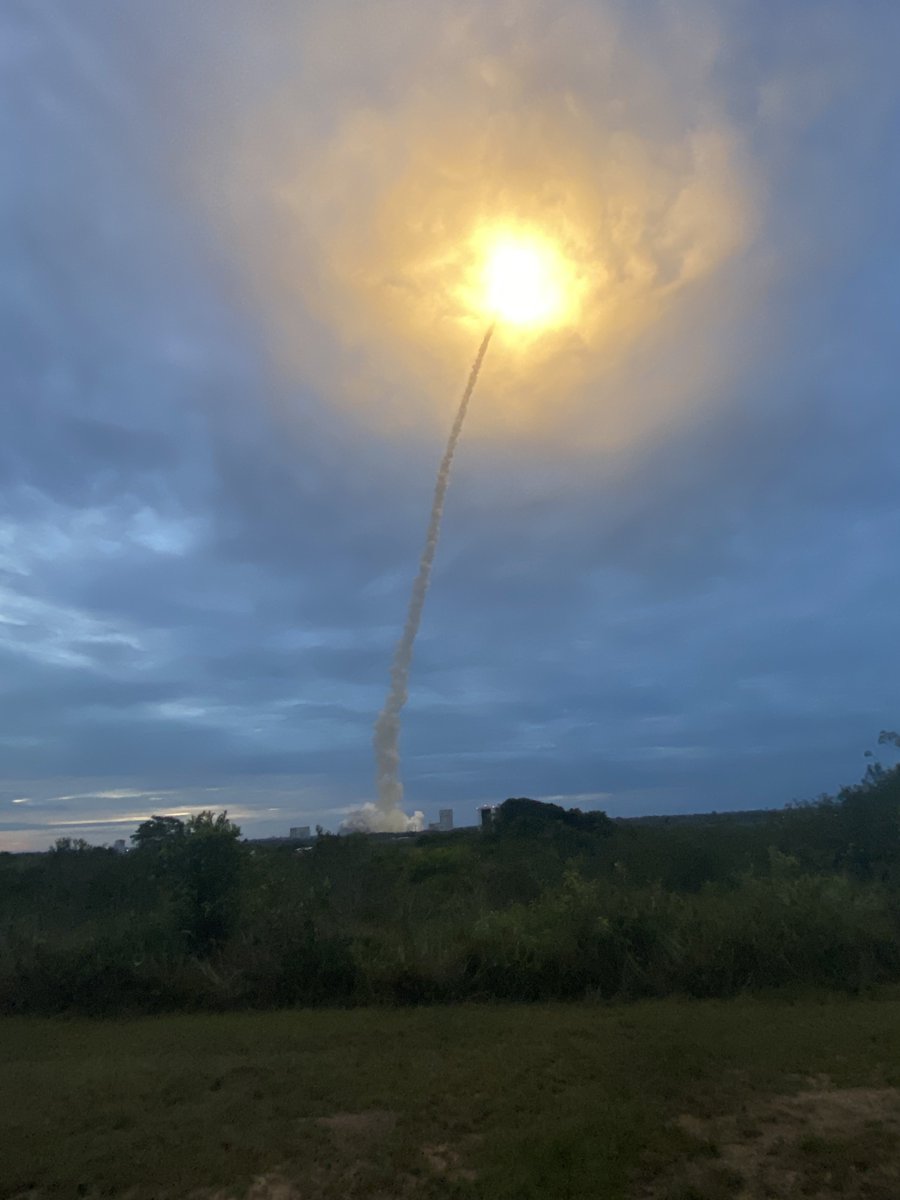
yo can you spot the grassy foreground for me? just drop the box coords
[3,996,900,1200]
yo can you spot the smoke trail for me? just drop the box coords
[371,324,494,825]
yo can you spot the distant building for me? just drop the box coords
[112,839,127,854]
[427,808,454,833]
[289,825,311,840]
[478,805,498,829]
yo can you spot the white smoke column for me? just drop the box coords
[373,324,495,823]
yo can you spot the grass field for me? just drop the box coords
[3,996,900,1199]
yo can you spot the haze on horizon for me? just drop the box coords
[2,0,900,851]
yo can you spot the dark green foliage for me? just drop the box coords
[2,772,900,1014]
[777,763,900,881]
[131,814,187,851]
[49,836,94,853]
[130,810,243,953]
[496,795,615,837]
[175,810,244,952]
[232,917,359,1007]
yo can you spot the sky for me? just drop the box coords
[3,0,900,850]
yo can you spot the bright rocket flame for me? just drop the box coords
[477,230,572,328]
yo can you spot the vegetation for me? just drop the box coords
[1,760,899,1015]
[2,997,900,1199]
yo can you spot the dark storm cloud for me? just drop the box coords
[3,1,900,849]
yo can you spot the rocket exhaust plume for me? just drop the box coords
[365,324,494,831]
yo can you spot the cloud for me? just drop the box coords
[184,0,761,453]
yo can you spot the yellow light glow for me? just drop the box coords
[477,230,572,328]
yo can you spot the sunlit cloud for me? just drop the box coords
[207,0,758,452]
[51,789,169,803]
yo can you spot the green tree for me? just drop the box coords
[49,837,92,853]
[177,811,244,953]
[131,815,186,851]
[495,797,614,837]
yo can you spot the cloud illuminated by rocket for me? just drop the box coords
[200,0,760,454]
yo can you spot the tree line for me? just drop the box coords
[1,755,899,1014]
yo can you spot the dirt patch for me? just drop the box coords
[241,1177,302,1200]
[315,1109,398,1138]
[648,1083,900,1199]
[421,1142,478,1183]
[199,1117,397,1200]
[203,1174,302,1200]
